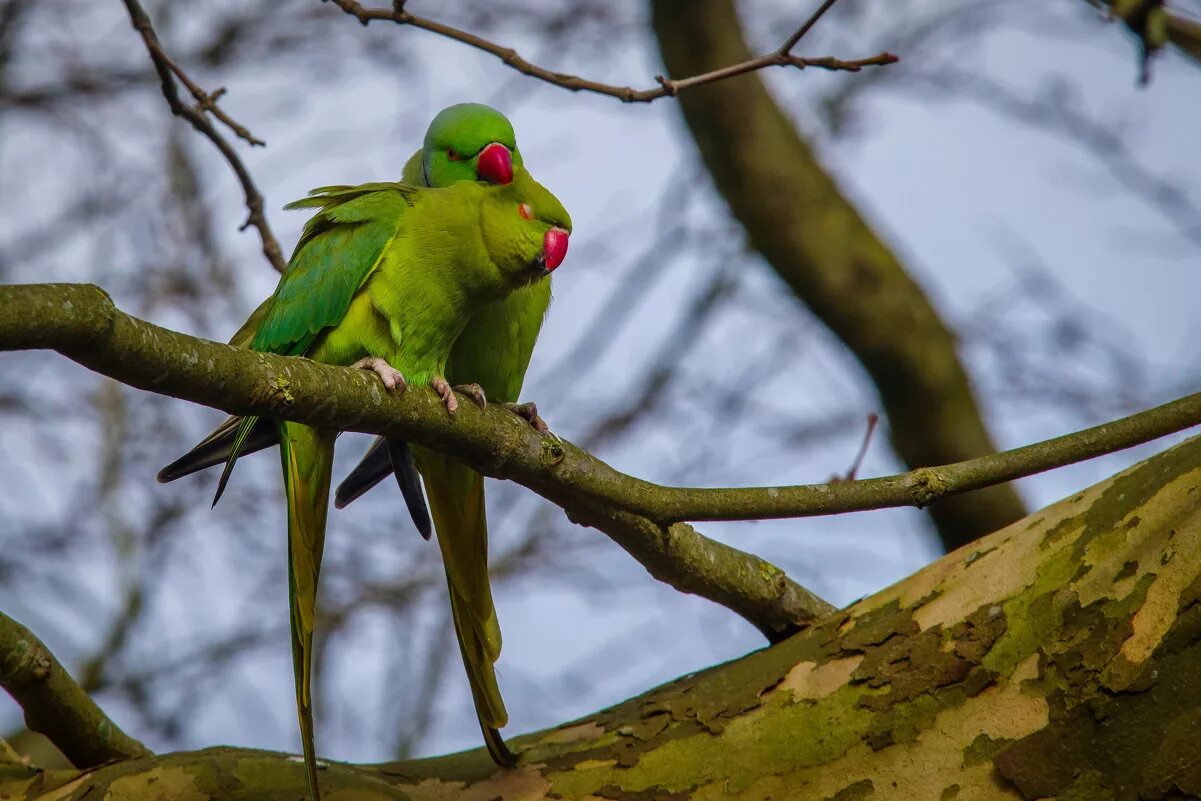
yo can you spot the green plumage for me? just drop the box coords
[162,154,569,801]
[256,185,415,355]
[340,109,555,766]
[158,105,567,788]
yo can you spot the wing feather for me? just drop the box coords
[252,183,416,356]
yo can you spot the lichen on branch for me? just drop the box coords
[5,434,1200,799]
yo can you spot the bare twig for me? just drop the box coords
[832,413,879,483]
[119,0,286,273]
[324,0,897,103]
[0,609,152,767]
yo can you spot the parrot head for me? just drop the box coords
[422,103,525,188]
[480,169,571,287]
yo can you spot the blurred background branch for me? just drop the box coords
[327,0,897,102]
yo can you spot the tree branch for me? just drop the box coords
[119,0,286,273]
[0,283,831,639]
[5,284,1201,630]
[0,610,151,767]
[5,281,1201,524]
[651,0,1026,552]
[323,0,897,103]
[7,431,1201,798]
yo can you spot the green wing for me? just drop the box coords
[211,183,416,505]
[254,183,416,356]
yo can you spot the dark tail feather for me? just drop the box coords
[157,416,278,484]
[333,437,391,509]
[386,439,432,540]
[334,437,433,540]
[482,724,517,768]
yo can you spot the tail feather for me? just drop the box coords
[482,724,517,768]
[156,415,277,484]
[386,439,432,540]
[334,437,433,542]
[449,582,506,726]
[212,414,260,507]
[418,448,511,765]
[333,437,391,509]
[280,422,336,801]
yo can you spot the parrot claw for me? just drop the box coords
[502,401,551,437]
[431,377,458,415]
[352,356,406,392]
[453,383,487,409]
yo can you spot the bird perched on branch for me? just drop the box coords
[158,116,570,799]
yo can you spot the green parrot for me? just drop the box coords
[158,104,552,533]
[159,170,571,799]
[334,107,554,511]
[333,107,560,768]
[157,103,559,772]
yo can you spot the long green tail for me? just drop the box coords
[417,448,514,766]
[279,422,337,800]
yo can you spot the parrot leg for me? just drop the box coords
[351,356,406,391]
[453,383,487,409]
[431,377,459,415]
[502,401,550,437]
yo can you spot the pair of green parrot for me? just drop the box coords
[157,104,568,800]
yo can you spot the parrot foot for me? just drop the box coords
[431,377,458,415]
[352,357,406,391]
[502,401,551,437]
[453,383,487,410]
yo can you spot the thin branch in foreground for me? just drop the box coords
[325,0,898,103]
[0,610,151,767]
[119,0,286,273]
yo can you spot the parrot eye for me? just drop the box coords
[446,147,461,161]
[519,203,534,220]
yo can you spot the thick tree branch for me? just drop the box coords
[0,610,151,767]
[119,0,286,273]
[651,0,1027,553]
[6,284,1201,635]
[7,433,1201,798]
[324,0,896,103]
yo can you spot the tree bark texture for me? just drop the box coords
[649,0,1027,553]
[6,433,1200,799]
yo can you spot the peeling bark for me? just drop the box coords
[8,435,1200,799]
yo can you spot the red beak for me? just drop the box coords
[542,227,569,272]
[476,142,513,185]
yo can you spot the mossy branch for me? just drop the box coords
[4,434,1201,798]
[0,610,151,767]
[0,283,831,640]
[4,283,1201,633]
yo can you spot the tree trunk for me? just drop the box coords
[7,435,1200,799]
[649,0,1027,553]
